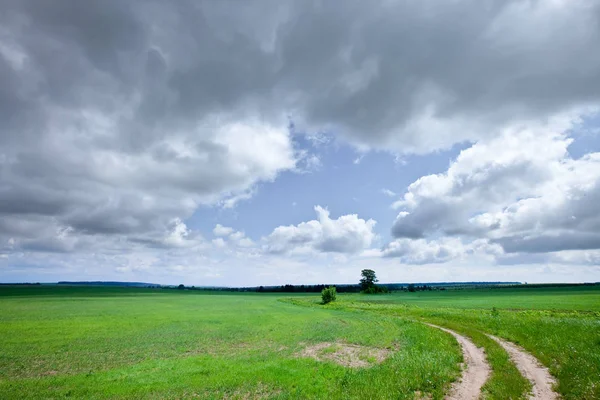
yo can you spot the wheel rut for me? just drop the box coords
[425,324,490,400]
[488,335,559,400]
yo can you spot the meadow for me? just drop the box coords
[0,286,460,399]
[288,285,600,399]
[0,285,598,399]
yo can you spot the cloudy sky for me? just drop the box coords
[2,0,600,286]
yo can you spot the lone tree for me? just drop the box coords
[360,269,378,291]
[359,269,388,294]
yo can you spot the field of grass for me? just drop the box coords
[0,286,461,399]
[356,285,600,311]
[1,285,598,399]
[289,285,600,399]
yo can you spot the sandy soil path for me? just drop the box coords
[488,335,559,400]
[426,324,491,400]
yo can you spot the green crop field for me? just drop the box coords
[1,285,599,399]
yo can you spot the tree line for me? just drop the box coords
[177,283,364,293]
[173,270,448,293]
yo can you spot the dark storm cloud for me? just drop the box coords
[5,1,599,149]
[495,233,600,254]
[1,0,600,255]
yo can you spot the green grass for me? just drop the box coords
[0,286,461,399]
[2,285,598,399]
[429,321,531,400]
[289,285,600,400]
[357,286,600,311]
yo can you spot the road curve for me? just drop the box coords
[488,335,559,400]
[426,323,491,400]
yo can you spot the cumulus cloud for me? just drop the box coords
[391,119,600,254]
[210,226,254,250]
[0,1,302,254]
[213,224,235,237]
[1,0,600,281]
[265,206,376,255]
[228,231,255,248]
[381,238,502,264]
[212,238,226,249]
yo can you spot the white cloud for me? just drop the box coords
[220,188,257,209]
[296,153,322,173]
[391,117,600,255]
[238,238,255,248]
[353,155,365,165]
[213,224,235,237]
[265,206,377,255]
[381,188,396,197]
[158,219,202,249]
[381,238,502,265]
[210,227,255,250]
[230,231,245,241]
[229,231,254,248]
[550,249,600,266]
[1,1,600,284]
[212,238,226,248]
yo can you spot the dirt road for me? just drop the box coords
[488,335,559,400]
[426,324,491,400]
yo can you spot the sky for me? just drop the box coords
[1,0,600,286]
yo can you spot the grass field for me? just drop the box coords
[0,287,461,399]
[289,285,600,399]
[1,285,598,399]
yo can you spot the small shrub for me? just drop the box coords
[361,285,389,294]
[321,286,337,304]
[363,286,376,294]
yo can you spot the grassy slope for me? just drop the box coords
[0,287,461,399]
[300,286,600,400]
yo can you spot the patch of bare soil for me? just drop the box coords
[298,342,390,368]
[488,335,559,400]
[425,324,491,400]
[221,383,281,400]
[413,390,433,399]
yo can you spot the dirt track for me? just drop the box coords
[488,335,559,400]
[426,324,491,400]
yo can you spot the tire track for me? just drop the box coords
[488,335,559,400]
[426,324,490,400]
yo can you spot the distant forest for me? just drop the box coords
[3,281,598,292]
[176,282,522,293]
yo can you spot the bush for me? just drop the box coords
[321,286,337,304]
[361,285,389,294]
